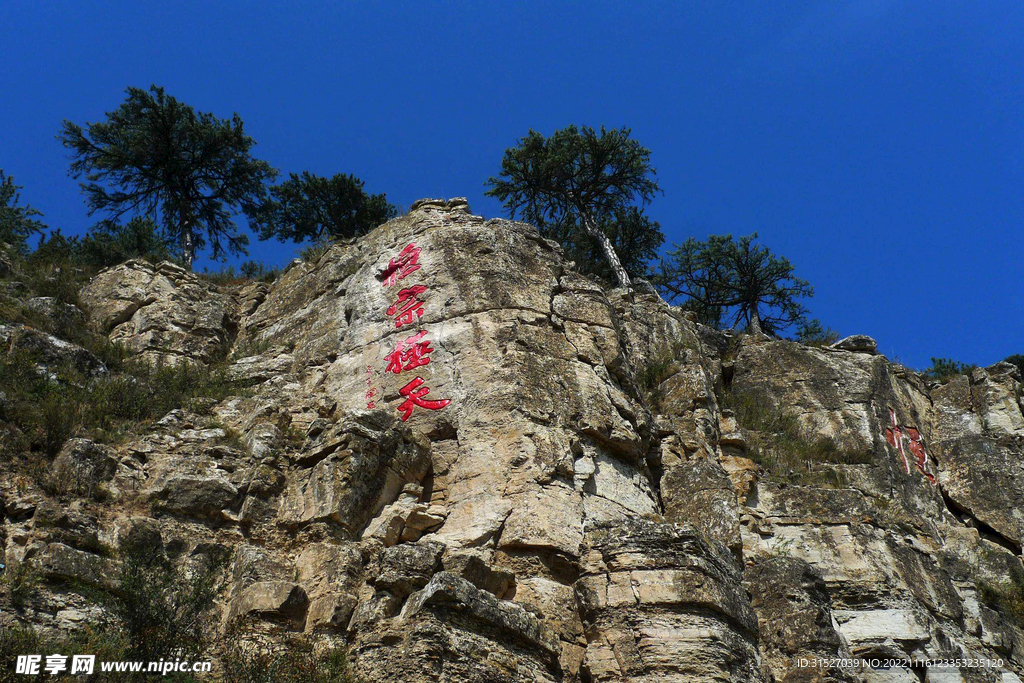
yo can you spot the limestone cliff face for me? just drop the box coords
[3,198,1024,682]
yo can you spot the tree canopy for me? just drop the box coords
[541,206,664,285]
[657,233,813,335]
[0,170,46,251]
[248,171,396,243]
[793,318,839,346]
[1004,354,1024,377]
[24,218,172,270]
[485,125,663,287]
[76,217,173,268]
[58,85,276,268]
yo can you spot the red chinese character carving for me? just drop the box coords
[385,330,434,374]
[365,365,378,409]
[884,409,936,484]
[387,285,427,327]
[378,243,422,288]
[396,376,451,421]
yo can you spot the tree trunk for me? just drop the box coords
[180,203,195,269]
[748,305,762,336]
[182,224,194,270]
[580,212,631,289]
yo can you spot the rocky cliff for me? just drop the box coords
[2,198,1023,682]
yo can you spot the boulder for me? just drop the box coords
[226,581,309,629]
[442,551,514,598]
[116,517,163,554]
[31,542,118,590]
[50,438,116,497]
[32,500,103,554]
[151,474,238,519]
[80,259,236,365]
[829,334,878,354]
[575,518,762,682]
[745,556,857,682]
[277,414,430,537]
[372,540,444,597]
[296,542,362,632]
[0,323,106,375]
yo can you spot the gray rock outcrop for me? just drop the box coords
[2,199,1023,682]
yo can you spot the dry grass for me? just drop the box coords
[725,391,873,486]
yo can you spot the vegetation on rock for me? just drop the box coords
[657,233,813,335]
[725,389,872,486]
[924,357,977,383]
[1,344,237,458]
[221,630,356,683]
[59,85,277,268]
[793,318,840,346]
[0,170,46,251]
[1003,354,1024,378]
[249,171,396,244]
[486,125,663,288]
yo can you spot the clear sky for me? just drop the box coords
[1,1,1021,370]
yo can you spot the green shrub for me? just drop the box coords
[0,626,54,683]
[0,577,210,683]
[0,170,46,251]
[924,357,976,383]
[638,353,676,393]
[239,260,279,282]
[794,318,839,347]
[2,562,40,611]
[1003,354,1024,378]
[39,391,79,457]
[299,240,332,263]
[22,262,83,309]
[110,542,221,664]
[0,350,78,457]
[978,565,1024,628]
[725,391,872,486]
[0,625,140,683]
[198,266,243,285]
[1,347,240,461]
[222,633,355,683]
[231,335,273,360]
[636,337,699,410]
[0,547,221,682]
[0,541,221,682]
[75,217,174,268]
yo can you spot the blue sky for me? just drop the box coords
[1,1,1021,369]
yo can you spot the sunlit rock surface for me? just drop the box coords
[2,198,1023,682]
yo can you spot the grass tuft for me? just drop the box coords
[1,349,241,463]
[221,625,358,683]
[724,390,873,486]
[978,566,1024,629]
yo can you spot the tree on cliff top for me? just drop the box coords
[485,125,663,288]
[59,85,277,268]
[0,170,46,251]
[656,233,813,336]
[248,171,396,243]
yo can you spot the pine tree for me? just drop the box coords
[0,170,46,251]
[59,86,276,268]
[249,172,396,243]
[486,126,663,288]
[657,233,813,335]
